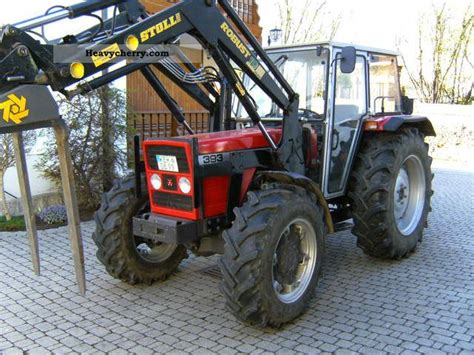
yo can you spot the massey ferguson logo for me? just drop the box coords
[0,94,29,124]
[163,175,177,191]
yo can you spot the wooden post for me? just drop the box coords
[53,124,86,295]
[12,132,41,276]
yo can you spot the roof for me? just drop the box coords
[264,41,401,56]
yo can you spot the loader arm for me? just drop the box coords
[0,0,303,173]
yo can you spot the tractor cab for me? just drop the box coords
[235,41,408,198]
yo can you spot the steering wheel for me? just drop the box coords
[298,108,324,121]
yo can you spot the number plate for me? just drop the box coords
[156,155,179,172]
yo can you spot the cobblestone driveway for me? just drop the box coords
[1,166,473,354]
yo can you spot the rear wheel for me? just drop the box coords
[93,176,187,285]
[349,128,433,259]
[219,185,326,327]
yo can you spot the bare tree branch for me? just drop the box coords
[276,0,338,45]
[403,2,473,103]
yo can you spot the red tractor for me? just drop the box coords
[0,0,434,327]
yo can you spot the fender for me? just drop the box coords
[254,171,335,234]
[364,115,436,137]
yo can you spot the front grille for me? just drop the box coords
[146,145,190,173]
[153,191,193,211]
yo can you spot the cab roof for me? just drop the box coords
[265,41,401,57]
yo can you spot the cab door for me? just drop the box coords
[323,49,369,198]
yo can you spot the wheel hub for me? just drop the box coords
[272,219,317,304]
[394,168,410,219]
[274,225,303,285]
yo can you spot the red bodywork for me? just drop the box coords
[144,128,282,221]
[196,128,282,154]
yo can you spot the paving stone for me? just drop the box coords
[0,168,472,353]
[295,344,320,353]
[218,337,241,348]
[34,337,59,348]
[453,332,472,343]
[376,335,402,346]
[457,341,474,351]
[417,346,445,354]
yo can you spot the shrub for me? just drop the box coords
[38,205,68,225]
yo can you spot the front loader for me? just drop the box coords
[0,0,435,327]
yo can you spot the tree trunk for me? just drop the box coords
[0,171,12,221]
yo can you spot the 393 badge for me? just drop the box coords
[198,153,229,166]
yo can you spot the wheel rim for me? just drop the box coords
[133,201,178,263]
[394,155,426,236]
[272,218,318,304]
[135,241,177,263]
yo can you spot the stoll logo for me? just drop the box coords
[0,94,29,124]
[140,13,182,42]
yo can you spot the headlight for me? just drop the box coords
[178,177,191,194]
[150,174,162,190]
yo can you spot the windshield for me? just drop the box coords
[236,48,329,119]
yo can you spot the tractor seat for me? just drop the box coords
[334,104,360,123]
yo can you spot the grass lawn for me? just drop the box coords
[0,216,26,231]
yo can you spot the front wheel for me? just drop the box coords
[349,128,433,259]
[219,185,326,328]
[93,176,187,285]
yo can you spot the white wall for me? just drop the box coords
[414,103,473,128]
[3,138,58,202]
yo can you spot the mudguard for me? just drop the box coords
[255,170,335,234]
[364,115,436,137]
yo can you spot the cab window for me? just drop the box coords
[369,54,402,115]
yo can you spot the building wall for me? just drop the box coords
[2,149,60,217]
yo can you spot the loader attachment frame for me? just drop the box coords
[0,0,304,174]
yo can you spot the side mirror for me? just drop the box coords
[402,96,414,115]
[340,46,356,74]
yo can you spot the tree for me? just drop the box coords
[38,86,127,212]
[0,132,36,221]
[276,0,341,45]
[97,86,118,192]
[402,2,473,104]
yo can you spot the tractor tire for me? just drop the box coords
[219,184,326,328]
[93,176,187,285]
[349,128,433,259]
